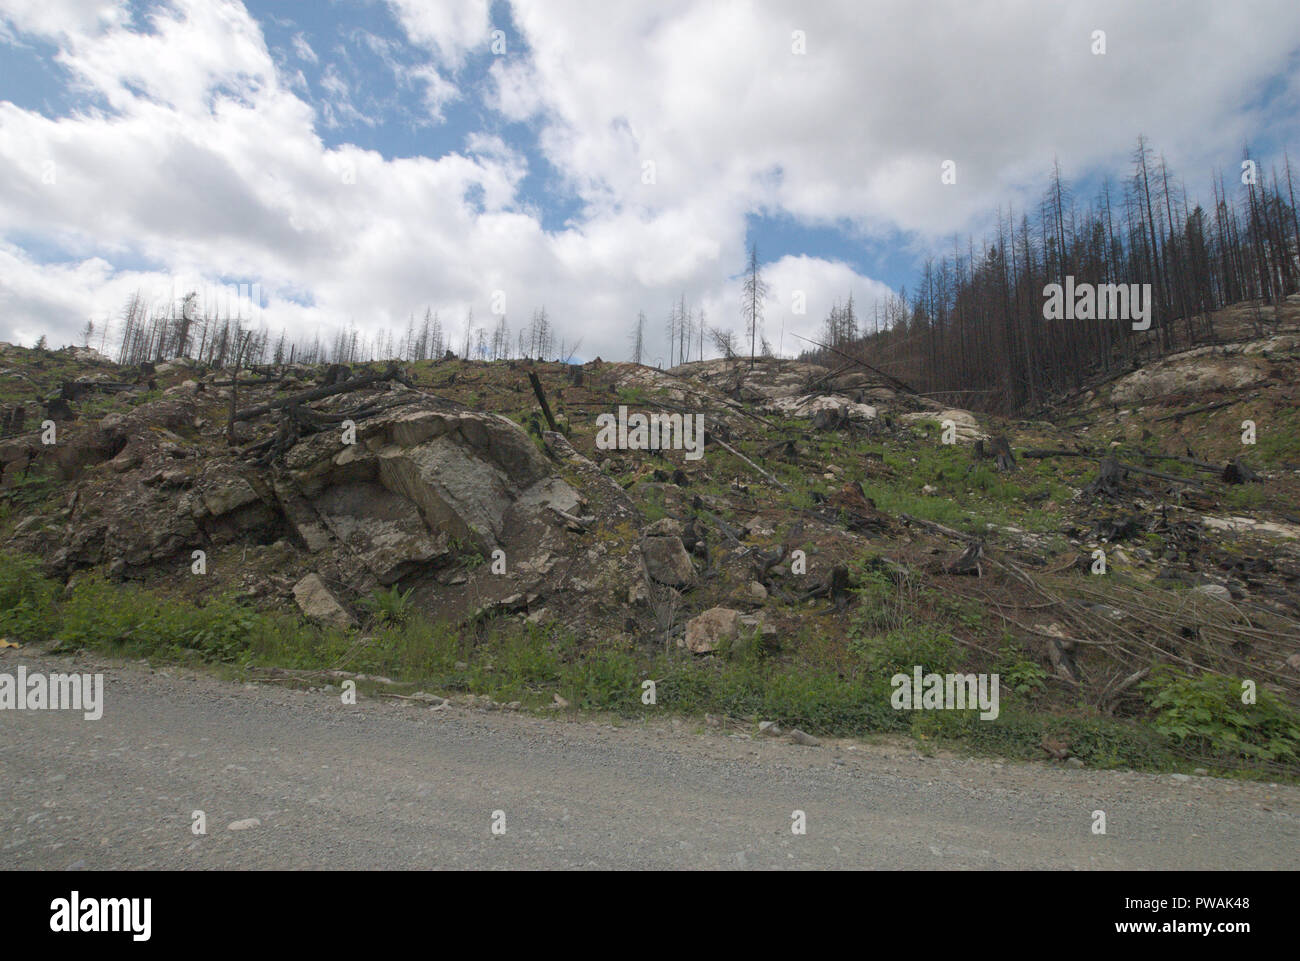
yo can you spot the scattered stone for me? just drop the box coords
[227,818,261,831]
[1171,773,1191,783]
[788,728,821,747]
[758,721,782,736]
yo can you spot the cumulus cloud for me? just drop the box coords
[0,0,1296,363]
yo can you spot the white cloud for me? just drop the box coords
[505,0,1300,242]
[290,31,316,64]
[1,0,1298,369]
[384,0,491,68]
[0,0,127,40]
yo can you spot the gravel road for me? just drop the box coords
[2,646,1296,870]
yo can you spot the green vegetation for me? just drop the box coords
[3,469,58,511]
[1251,406,1300,464]
[361,585,416,626]
[1141,667,1300,765]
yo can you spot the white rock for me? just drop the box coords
[1193,584,1233,602]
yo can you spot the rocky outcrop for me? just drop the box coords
[768,393,878,422]
[284,407,560,557]
[899,408,988,444]
[1110,354,1268,404]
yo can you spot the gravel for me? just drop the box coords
[1,647,1296,870]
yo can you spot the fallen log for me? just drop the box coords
[712,436,793,493]
[1031,450,1208,492]
[691,500,744,546]
[1153,394,1257,422]
[789,332,921,395]
[233,364,405,422]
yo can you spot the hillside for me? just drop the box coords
[3,297,1300,779]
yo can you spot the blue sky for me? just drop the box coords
[1,0,1298,360]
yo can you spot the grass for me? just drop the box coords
[2,469,59,512]
[6,548,1294,780]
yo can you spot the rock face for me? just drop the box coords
[768,394,878,422]
[671,358,832,402]
[285,407,561,558]
[1110,354,1266,404]
[13,391,594,627]
[292,574,355,628]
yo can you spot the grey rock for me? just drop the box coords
[292,574,356,629]
[641,534,695,587]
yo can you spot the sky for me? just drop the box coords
[1,0,1298,362]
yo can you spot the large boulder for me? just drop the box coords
[681,607,773,654]
[641,530,695,586]
[292,574,355,629]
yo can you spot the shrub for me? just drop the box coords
[0,552,59,640]
[362,585,415,626]
[1141,667,1300,764]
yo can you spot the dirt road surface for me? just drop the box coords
[2,648,1296,870]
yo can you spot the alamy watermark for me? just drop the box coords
[0,667,103,720]
[595,406,705,461]
[891,667,1000,720]
[50,892,150,941]
[148,278,263,323]
[1043,276,1151,330]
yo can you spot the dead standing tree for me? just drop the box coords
[742,240,769,367]
[225,330,256,447]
